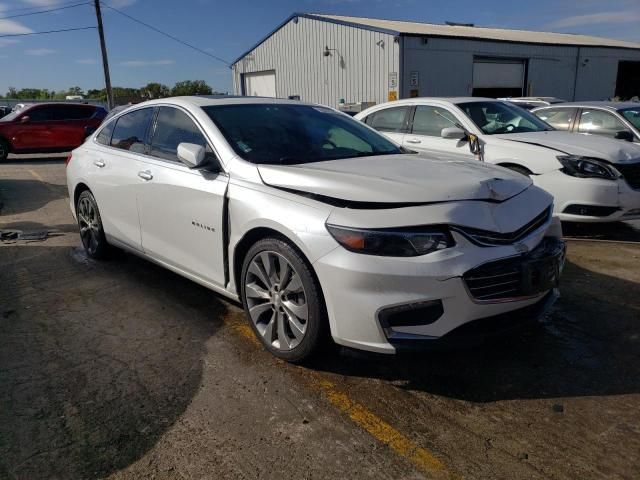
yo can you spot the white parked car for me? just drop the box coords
[67,96,564,362]
[356,98,640,222]
[532,102,640,143]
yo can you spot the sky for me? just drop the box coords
[0,0,639,95]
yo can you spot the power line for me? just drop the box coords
[0,26,96,38]
[0,2,91,21]
[99,2,230,66]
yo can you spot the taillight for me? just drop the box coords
[65,153,72,166]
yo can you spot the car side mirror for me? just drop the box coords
[177,142,207,168]
[615,130,634,142]
[441,127,466,140]
[20,116,30,124]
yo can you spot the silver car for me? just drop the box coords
[533,102,640,143]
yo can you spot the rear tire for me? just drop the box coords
[240,237,328,363]
[0,138,9,162]
[76,190,110,259]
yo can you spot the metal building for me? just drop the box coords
[231,13,640,108]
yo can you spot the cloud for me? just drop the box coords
[548,10,640,28]
[76,58,97,64]
[0,19,33,35]
[0,38,19,47]
[120,59,174,67]
[25,48,57,55]
[22,0,60,6]
[106,0,138,7]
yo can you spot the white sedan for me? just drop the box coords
[356,98,640,222]
[67,96,564,362]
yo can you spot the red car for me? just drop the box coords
[0,103,107,161]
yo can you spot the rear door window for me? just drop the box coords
[365,106,410,133]
[53,105,95,120]
[534,108,577,131]
[110,107,154,153]
[149,106,213,162]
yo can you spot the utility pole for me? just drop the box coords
[94,0,114,109]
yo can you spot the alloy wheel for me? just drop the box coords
[244,251,309,351]
[77,196,101,256]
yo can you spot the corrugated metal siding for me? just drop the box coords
[232,16,400,107]
[402,36,640,100]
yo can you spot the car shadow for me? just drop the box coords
[308,259,640,402]
[0,179,68,217]
[562,220,640,242]
[0,245,227,479]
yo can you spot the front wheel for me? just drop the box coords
[241,238,328,363]
[76,190,110,259]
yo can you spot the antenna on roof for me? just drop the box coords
[445,21,474,27]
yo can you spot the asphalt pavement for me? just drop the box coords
[1,155,639,480]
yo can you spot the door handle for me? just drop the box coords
[138,170,153,181]
[93,160,105,168]
[405,138,422,144]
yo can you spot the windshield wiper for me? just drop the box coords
[277,157,307,165]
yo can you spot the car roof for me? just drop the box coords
[541,101,640,110]
[25,102,98,108]
[138,95,322,109]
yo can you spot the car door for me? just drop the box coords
[362,105,411,144]
[88,107,154,251]
[136,105,228,287]
[11,105,57,150]
[576,108,636,141]
[403,105,475,159]
[51,105,99,149]
[533,107,578,131]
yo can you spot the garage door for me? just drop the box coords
[472,59,525,98]
[243,70,276,97]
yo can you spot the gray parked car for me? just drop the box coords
[532,102,640,143]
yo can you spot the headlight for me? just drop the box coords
[557,155,619,179]
[326,224,454,257]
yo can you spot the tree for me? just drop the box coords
[67,86,84,97]
[141,82,170,99]
[6,87,18,98]
[171,80,212,96]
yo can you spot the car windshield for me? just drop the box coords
[458,101,553,135]
[203,103,402,164]
[619,107,640,130]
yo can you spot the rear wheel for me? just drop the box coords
[241,238,328,363]
[0,138,9,162]
[76,190,110,259]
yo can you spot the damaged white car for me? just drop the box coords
[357,98,640,222]
[66,97,565,362]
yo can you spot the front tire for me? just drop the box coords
[240,238,328,363]
[76,190,110,259]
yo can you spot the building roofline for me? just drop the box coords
[231,12,640,66]
[230,12,400,66]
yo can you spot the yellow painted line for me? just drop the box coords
[224,316,461,479]
[28,168,45,183]
[314,377,461,479]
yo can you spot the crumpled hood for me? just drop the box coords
[493,131,640,164]
[257,154,532,204]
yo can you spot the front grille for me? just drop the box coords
[452,207,551,247]
[463,238,564,302]
[616,162,640,190]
